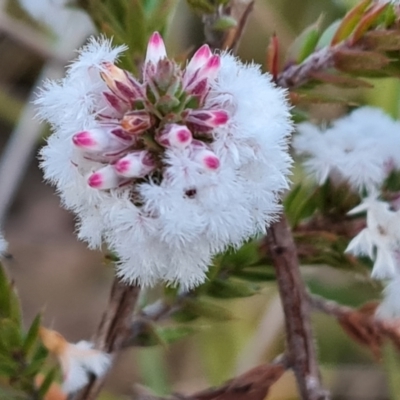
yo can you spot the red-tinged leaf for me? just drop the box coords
[266,34,279,81]
[361,29,400,50]
[334,49,390,72]
[351,3,389,45]
[337,302,382,360]
[309,71,373,88]
[331,0,372,45]
[189,363,286,400]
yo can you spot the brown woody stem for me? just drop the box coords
[266,216,330,400]
[276,42,347,89]
[70,278,140,400]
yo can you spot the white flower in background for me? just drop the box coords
[376,277,400,319]
[39,327,111,394]
[0,233,7,257]
[346,197,400,279]
[36,33,293,288]
[293,107,400,192]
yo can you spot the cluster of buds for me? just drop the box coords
[72,32,227,192]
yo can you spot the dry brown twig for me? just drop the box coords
[132,357,288,400]
[70,280,140,400]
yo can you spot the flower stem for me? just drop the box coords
[265,216,330,400]
[70,277,141,400]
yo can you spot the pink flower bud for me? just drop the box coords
[87,165,125,190]
[156,124,193,149]
[72,129,133,154]
[184,54,221,93]
[121,111,154,135]
[100,62,142,102]
[185,45,212,78]
[145,32,167,65]
[192,148,220,171]
[114,151,156,178]
[184,109,229,131]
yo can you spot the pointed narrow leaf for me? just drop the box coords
[156,326,196,344]
[266,34,279,80]
[0,263,11,319]
[317,20,341,49]
[331,0,372,45]
[22,315,41,356]
[286,17,323,64]
[361,30,400,51]
[351,3,388,45]
[180,299,233,321]
[232,269,276,282]
[206,279,258,298]
[37,368,58,398]
[0,319,22,350]
[309,71,373,88]
[334,49,390,72]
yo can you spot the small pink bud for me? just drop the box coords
[87,165,123,190]
[193,148,220,171]
[121,111,154,135]
[72,128,132,154]
[185,109,229,131]
[186,45,212,77]
[145,32,167,65]
[157,124,193,149]
[114,151,155,178]
[100,62,142,102]
[184,54,221,93]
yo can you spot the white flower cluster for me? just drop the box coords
[346,197,400,318]
[37,34,292,288]
[294,106,400,317]
[293,107,400,192]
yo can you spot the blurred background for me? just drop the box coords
[1,0,398,399]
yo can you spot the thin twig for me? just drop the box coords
[202,0,254,51]
[265,216,330,400]
[276,45,339,89]
[70,278,141,400]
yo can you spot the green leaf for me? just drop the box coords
[0,353,18,376]
[22,315,41,356]
[286,17,323,64]
[0,319,22,351]
[213,16,237,31]
[0,263,11,319]
[23,345,48,376]
[221,241,261,271]
[351,3,388,45]
[231,268,276,282]
[316,20,341,49]
[37,368,58,398]
[206,279,258,299]
[156,326,196,344]
[186,0,215,14]
[187,298,233,320]
[331,0,372,45]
